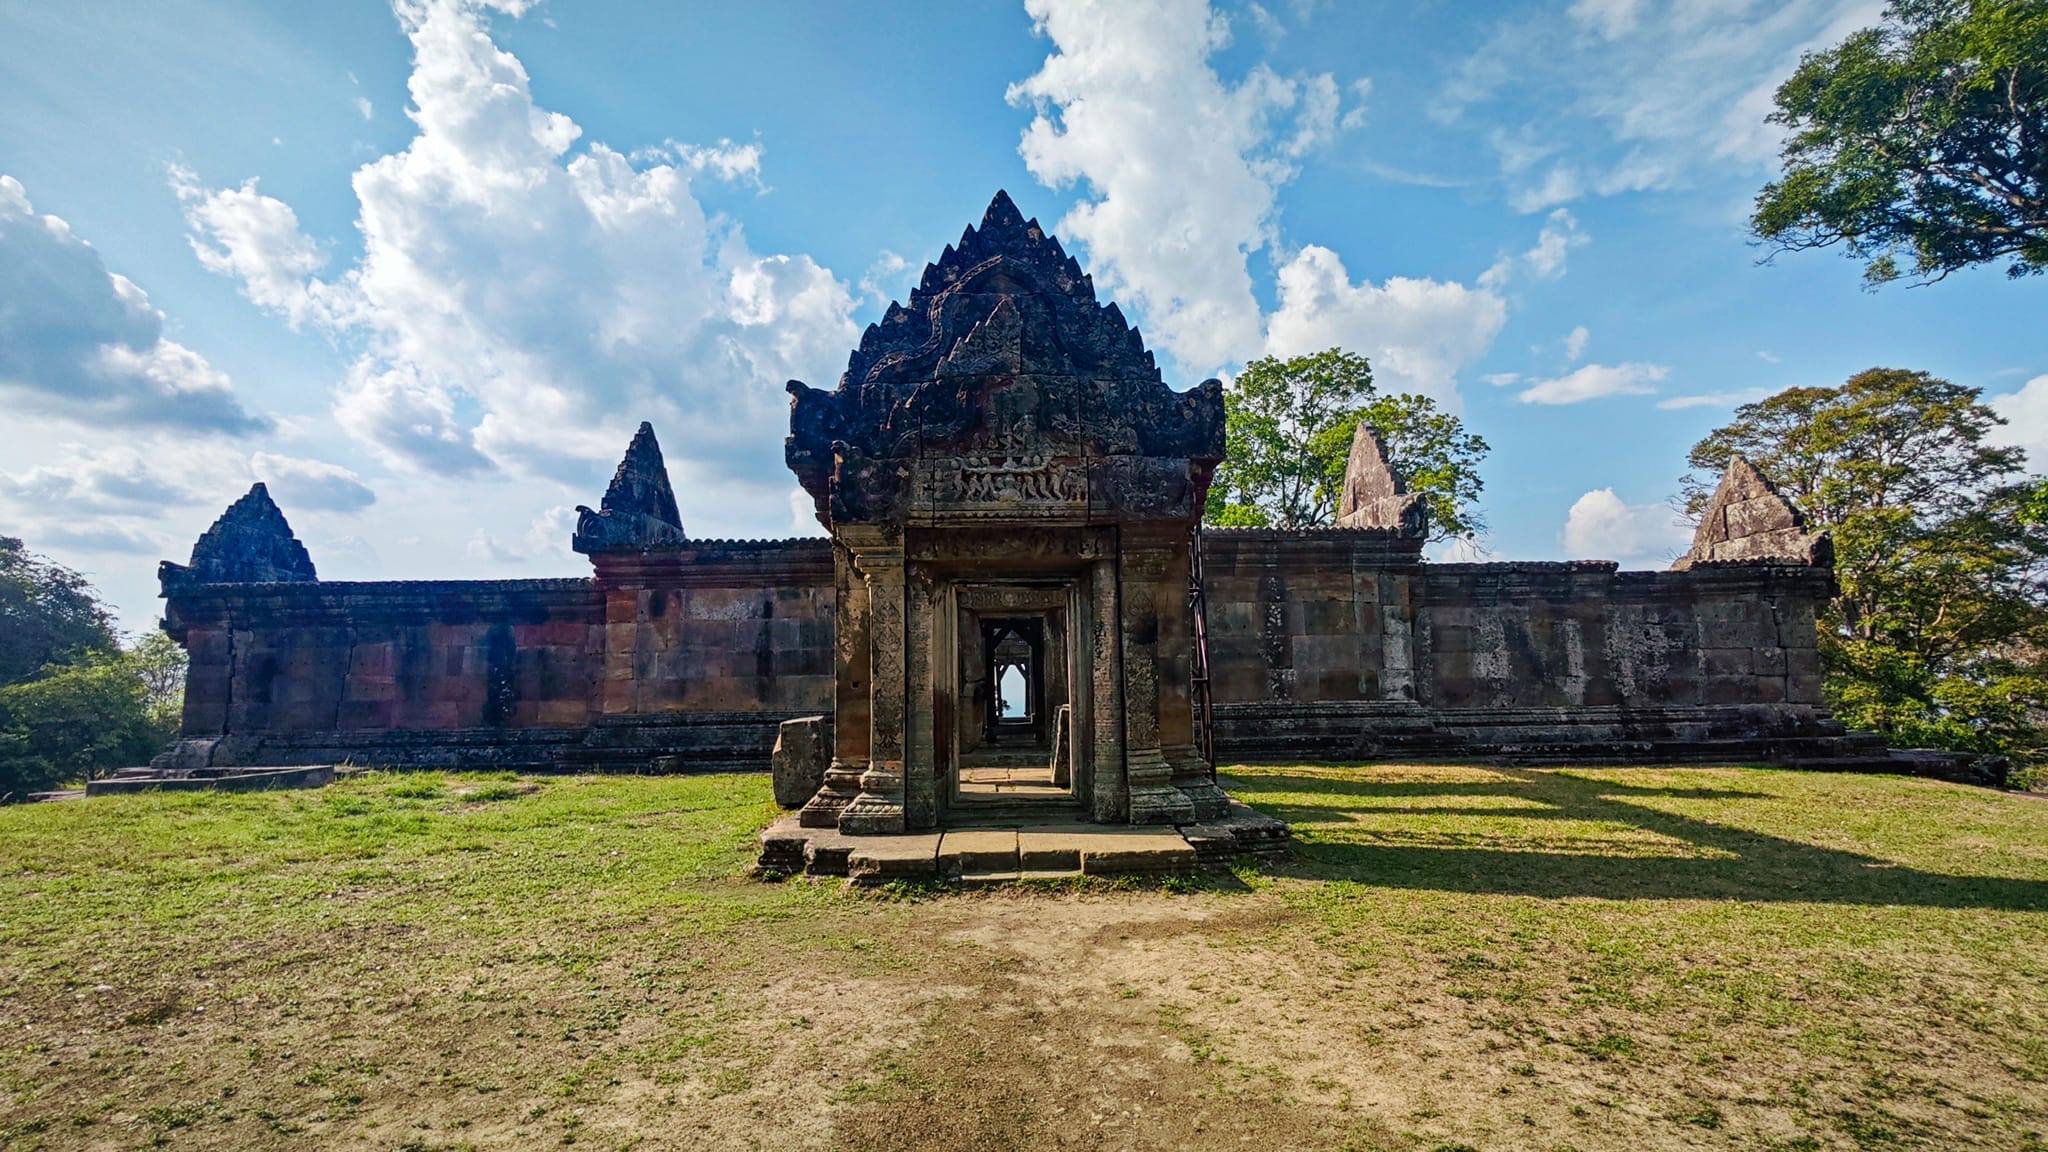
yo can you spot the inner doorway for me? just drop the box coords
[951,586,1077,807]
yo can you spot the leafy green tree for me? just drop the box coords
[0,536,117,687]
[128,631,188,733]
[1685,368,2048,768]
[1752,0,2048,285]
[0,651,168,799]
[1205,349,1488,541]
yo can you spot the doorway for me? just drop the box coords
[950,585,1078,808]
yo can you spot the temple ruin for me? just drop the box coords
[151,192,1881,876]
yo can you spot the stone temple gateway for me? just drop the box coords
[782,191,1230,836]
[151,192,1884,873]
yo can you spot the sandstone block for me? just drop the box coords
[770,715,831,808]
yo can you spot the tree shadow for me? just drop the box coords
[1225,768,2048,912]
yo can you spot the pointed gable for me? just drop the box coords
[1671,454,1831,569]
[1333,423,1427,536]
[171,483,318,585]
[573,422,688,554]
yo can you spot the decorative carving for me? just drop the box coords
[160,483,317,588]
[786,190,1223,529]
[574,422,687,554]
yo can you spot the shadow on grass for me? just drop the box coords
[1229,768,2048,911]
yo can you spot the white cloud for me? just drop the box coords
[1562,488,1690,566]
[1563,325,1590,362]
[466,505,577,564]
[1007,0,1340,373]
[1452,0,1885,211]
[354,96,374,121]
[1266,245,1507,406]
[1568,0,1643,40]
[176,0,857,519]
[1657,386,1772,410]
[1340,77,1372,131]
[1518,361,1667,405]
[251,453,377,511]
[1989,374,2048,470]
[1480,208,1586,288]
[0,175,265,434]
[171,167,333,327]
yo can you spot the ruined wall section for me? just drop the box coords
[160,539,836,771]
[1202,531,1850,762]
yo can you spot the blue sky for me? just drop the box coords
[3,0,2045,632]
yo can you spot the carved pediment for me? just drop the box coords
[786,190,1224,528]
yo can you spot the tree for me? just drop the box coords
[0,651,168,800]
[1205,349,1489,541]
[1752,0,2048,285]
[0,536,117,687]
[128,631,188,733]
[1684,369,2048,767]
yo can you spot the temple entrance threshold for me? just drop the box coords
[755,809,1286,885]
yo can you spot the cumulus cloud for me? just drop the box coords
[1007,0,1341,373]
[251,452,377,511]
[0,442,371,517]
[0,175,266,435]
[1518,361,1667,405]
[1007,0,1504,402]
[1989,374,2048,470]
[1448,0,1884,211]
[466,505,577,564]
[0,438,372,567]
[175,0,857,511]
[1563,325,1590,362]
[1562,487,1691,566]
[1266,245,1506,406]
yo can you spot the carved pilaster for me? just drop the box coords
[901,561,939,830]
[1087,556,1127,823]
[800,544,867,827]
[840,546,907,834]
[1120,542,1194,825]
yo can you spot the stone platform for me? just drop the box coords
[85,765,338,796]
[755,801,1288,885]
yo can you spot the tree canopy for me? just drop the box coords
[0,536,117,689]
[1685,368,2048,765]
[1752,0,2048,285]
[1204,349,1488,541]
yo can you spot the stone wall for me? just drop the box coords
[162,540,835,771]
[161,526,1863,771]
[1200,529,1859,763]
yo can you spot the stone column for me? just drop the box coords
[901,562,939,830]
[839,542,908,834]
[1087,552,1128,824]
[800,544,868,827]
[1120,536,1195,825]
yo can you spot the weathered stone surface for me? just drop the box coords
[1048,703,1072,786]
[1672,455,1831,570]
[151,193,1902,846]
[574,422,688,554]
[938,828,1020,876]
[771,716,830,808]
[846,834,943,885]
[160,483,316,587]
[1334,423,1427,536]
[785,190,1225,529]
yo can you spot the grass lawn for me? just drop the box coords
[1,764,2044,1151]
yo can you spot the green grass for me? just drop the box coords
[0,764,2043,1150]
